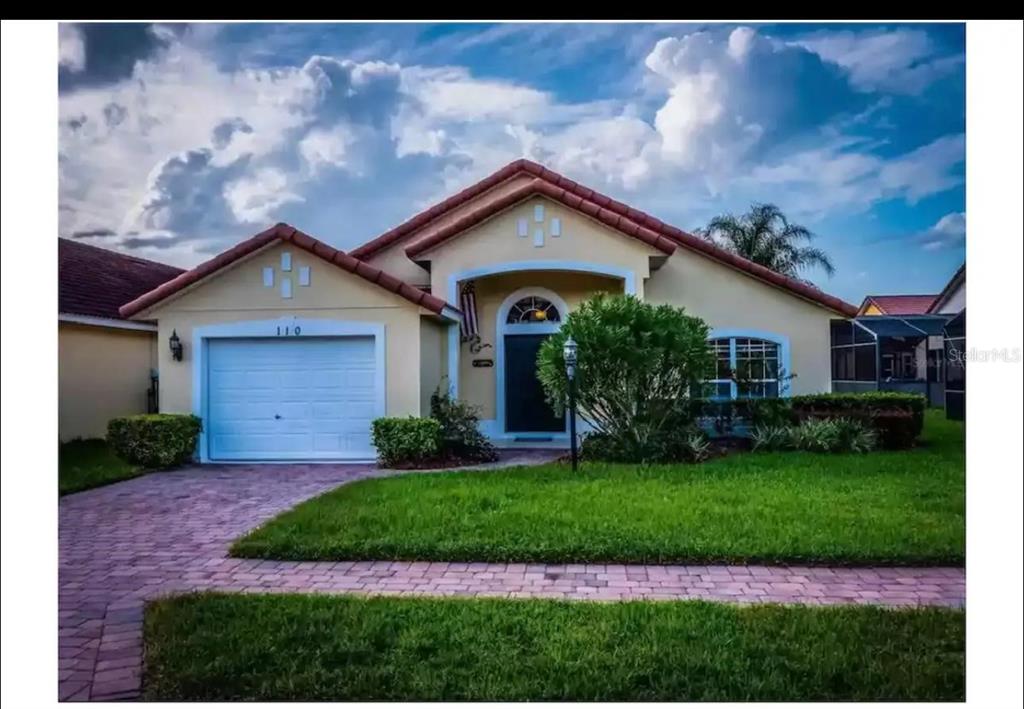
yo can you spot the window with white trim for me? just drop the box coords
[506,296,561,324]
[707,336,781,399]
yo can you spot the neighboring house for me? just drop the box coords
[929,264,966,420]
[830,262,966,414]
[857,294,937,316]
[58,238,183,441]
[119,159,857,462]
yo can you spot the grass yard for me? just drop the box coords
[232,410,965,565]
[59,438,142,495]
[144,592,964,701]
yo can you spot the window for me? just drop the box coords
[506,296,561,324]
[707,336,782,399]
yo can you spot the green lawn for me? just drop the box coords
[144,592,964,701]
[232,410,965,565]
[59,439,142,495]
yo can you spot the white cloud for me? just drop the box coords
[299,124,355,173]
[795,28,964,94]
[224,168,304,224]
[58,24,85,72]
[921,211,966,251]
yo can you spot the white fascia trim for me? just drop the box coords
[440,305,463,323]
[59,313,158,332]
[190,316,387,463]
[708,327,793,398]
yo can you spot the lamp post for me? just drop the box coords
[564,336,579,472]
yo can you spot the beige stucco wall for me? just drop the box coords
[458,271,622,420]
[361,173,537,286]
[934,282,966,314]
[138,242,427,418]
[423,196,658,301]
[419,317,447,415]
[645,250,836,395]
[58,323,157,441]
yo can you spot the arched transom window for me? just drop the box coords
[506,296,561,324]
[707,336,781,399]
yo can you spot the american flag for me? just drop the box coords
[460,282,479,340]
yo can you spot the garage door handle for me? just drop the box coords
[274,414,282,419]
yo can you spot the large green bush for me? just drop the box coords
[107,414,202,468]
[371,417,443,467]
[430,389,497,463]
[790,392,926,449]
[537,294,712,461]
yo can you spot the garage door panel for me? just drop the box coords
[207,336,378,461]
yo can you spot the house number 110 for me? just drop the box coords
[276,325,302,336]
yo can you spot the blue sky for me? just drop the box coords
[58,22,966,303]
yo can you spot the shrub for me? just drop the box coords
[429,389,497,463]
[751,425,793,452]
[791,392,926,449]
[759,418,877,454]
[536,294,712,459]
[107,414,202,468]
[583,417,711,464]
[371,417,442,467]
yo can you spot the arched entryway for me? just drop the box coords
[496,287,568,436]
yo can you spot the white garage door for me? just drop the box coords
[206,337,378,461]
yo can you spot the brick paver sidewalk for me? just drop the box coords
[59,463,965,702]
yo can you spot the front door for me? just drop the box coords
[504,334,564,433]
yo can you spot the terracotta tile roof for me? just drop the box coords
[119,223,457,319]
[351,158,858,317]
[860,294,938,316]
[59,238,184,321]
[405,178,678,257]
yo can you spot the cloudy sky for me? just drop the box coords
[58,22,966,302]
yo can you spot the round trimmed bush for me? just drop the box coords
[107,414,202,468]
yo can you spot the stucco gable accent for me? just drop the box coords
[119,223,460,320]
[405,178,677,258]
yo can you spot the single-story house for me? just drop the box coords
[929,263,966,420]
[119,159,858,462]
[857,294,937,316]
[830,262,966,416]
[58,238,183,440]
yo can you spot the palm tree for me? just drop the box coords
[699,203,835,279]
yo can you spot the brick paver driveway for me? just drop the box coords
[59,462,965,702]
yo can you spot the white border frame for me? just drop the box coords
[190,316,386,462]
[495,286,570,438]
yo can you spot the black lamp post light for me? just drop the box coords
[564,336,579,472]
[169,329,184,362]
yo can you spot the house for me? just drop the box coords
[119,159,858,462]
[929,263,966,420]
[857,294,937,316]
[830,262,965,414]
[58,238,183,440]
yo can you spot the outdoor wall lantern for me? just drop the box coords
[169,329,184,362]
[563,336,579,472]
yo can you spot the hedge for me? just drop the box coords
[790,392,927,449]
[371,417,443,467]
[107,414,202,468]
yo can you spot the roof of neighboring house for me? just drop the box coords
[351,159,858,317]
[119,223,458,319]
[858,294,938,316]
[59,238,184,321]
[928,262,966,314]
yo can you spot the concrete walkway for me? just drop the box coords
[59,462,965,702]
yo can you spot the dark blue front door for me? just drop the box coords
[504,334,564,433]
